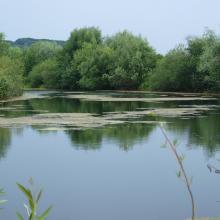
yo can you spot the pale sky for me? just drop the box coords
[0,0,220,53]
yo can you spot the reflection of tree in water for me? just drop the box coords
[0,100,35,118]
[165,112,220,155]
[103,123,155,151]
[0,127,24,160]
[65,129,103,150]
[66,123,155,151]
[28,97,158,114]
[0,128,11,159]
[188,115,220,155]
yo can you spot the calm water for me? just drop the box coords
[0,91,220,220]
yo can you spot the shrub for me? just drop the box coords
[0,56,23,99]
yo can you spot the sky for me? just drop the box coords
[0,0,220,54]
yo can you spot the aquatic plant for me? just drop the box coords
[16,179,52,220]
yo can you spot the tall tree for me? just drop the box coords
[57,27,102,90]
[74,43,114,90]
[106,31,157,89]
[24,41,61,76]
[148,46,194,91]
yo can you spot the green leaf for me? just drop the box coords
[16,212,25,220]
[173,139,178,146]
[176,170,181,178]
[37,206,52,220]
[28,198,35,212]
[29,212,35,220]
[36,189,43,203]
[17,183,33,201]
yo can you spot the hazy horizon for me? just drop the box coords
[1,0,220,54]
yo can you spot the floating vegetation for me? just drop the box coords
[36,126,84,131]
[0,106,212,129]
[37,127,71,131]
[64,94,217,102]
[0,91,217,130]
[0,92,50,103]
[0,109,49,113]
[179,105,219,108]
[0,113,124,128]
[102,107,211,119]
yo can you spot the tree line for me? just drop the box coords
[0,27,220,99]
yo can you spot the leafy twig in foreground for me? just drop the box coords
[160,124,195,220]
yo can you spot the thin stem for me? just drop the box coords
[160,125,195,220]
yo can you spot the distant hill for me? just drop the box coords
[7,38,65,47]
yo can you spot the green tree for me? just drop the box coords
[0,56,23,99]
[148,46,194,91]
[0,33,24,99]
[197,36,220,91]
[7,46,24,60]
[74,43,114,90]
[57,27,102,90]
[187,30,218,91]
[23,41,61,76]
[63,27,102,59]
[28,58,60,88]
[106,31,157,89]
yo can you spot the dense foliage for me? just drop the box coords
[54,29,157,90]
[147,47,194,91]
[1,27,220,98]
[74,43,114,90]
[0,33,23,99]
[28,58,60,88]
[56,27,103,90]
[147,30,220,92]
[105,31,157,89]
[23,41,62,77]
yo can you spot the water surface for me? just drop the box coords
[0,91,220,220]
